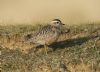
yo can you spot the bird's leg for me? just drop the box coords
[44,44,48,55]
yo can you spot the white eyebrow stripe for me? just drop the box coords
[51,21,60,23]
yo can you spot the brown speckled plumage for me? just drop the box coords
[26,19,66,45]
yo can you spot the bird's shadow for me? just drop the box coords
[48,35,97,50]
[35,34,98,51]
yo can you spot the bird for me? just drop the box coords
[25,19,69,54]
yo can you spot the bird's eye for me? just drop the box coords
[56,22,59,24]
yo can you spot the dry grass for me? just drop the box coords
[0,23,100,72]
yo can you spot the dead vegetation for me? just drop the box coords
[0,23,100,72]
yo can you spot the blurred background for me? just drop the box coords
[0,0,100,25]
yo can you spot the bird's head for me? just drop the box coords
[50,19,65,27]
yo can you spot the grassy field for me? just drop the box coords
[0,23,100,72]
